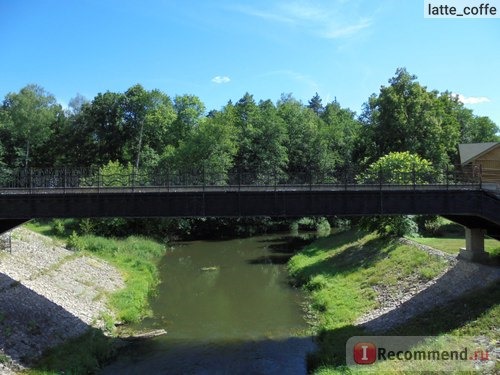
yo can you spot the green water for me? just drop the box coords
[101,234,314,374]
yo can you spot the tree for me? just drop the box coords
[320,100,361,173]
[71,91,125,166]
[67,93,88,116]
[277,94,330,177]
[169,95,205,147]
[359,68,461,168]
[308,92,323,115]
[121,85,176,170]
[2,85,61,168]
[161,112,237,182]
[232,95,288,179]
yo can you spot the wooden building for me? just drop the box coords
[459,142,500,185]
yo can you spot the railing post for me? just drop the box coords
[63,167,67,194]
[378,165,382,190]
[445,164,449,189]
[479,164,483,189]
[29,167,33,193]
[132,168,136,192]
[203,165,206,192]
[412,163,416,190]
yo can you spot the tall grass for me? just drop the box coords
[68,234,165,323]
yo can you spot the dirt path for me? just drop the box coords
[0,228,124,373]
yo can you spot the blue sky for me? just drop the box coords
[1,0,499,124]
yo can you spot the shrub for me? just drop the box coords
[51,219,66,236]
[359,215,419,238]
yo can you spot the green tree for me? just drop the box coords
[169,95,205,147]
[69,91,125,166]
[360,68,461,168]
[307,92,323,115]
[161,113,237,183]
[121,85,176,170]
[277,94,331,179]
[320,100,361,173]
[2,85,61,168]
[231,94,288,180]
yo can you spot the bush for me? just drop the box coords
[51,219,66,236]
[316,218,331,236]
[67,231,85,251]
[359,215,419,238]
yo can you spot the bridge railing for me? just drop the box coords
[0,165,485,192]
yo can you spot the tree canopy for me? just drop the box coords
[0,70,497,181]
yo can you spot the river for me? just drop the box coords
[101,234,315,375]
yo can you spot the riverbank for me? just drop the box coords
[0,227,124,373]
[288,230,500,373]
[0,224,167,374]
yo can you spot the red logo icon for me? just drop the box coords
[354,342,377,364]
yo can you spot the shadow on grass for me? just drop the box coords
[291,233,399,284]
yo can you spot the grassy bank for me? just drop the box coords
[22,220,166,374]
[288,229,499,373]
[410,218,500,257]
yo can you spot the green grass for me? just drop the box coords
[72,234,166,323]
[410,236,500,256]
[288,229,499,374]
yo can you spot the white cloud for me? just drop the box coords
[211,76,231,84]
[233,1,372,39]
[454,93,491,104]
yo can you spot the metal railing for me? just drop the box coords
[0,165,487,194]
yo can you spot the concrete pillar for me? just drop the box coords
[459,228,489,262]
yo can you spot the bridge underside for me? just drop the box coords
[1,188,498,261]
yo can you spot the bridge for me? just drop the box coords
[1,167,499,262]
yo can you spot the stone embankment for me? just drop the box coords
[356,238,500,332]
[0,228,124,374]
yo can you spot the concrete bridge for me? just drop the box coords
[0,168,499,262]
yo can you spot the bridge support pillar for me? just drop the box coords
[459,228,489,262]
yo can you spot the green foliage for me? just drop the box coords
[51,219,66,236]
[356,152,434,238]
[316,218,331,236]
[67,231,85,251]
[359,215,419,238]
[357,151,435,184]
[359,68,464,167]
[1,84,61,167]
[99,160,134,187]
